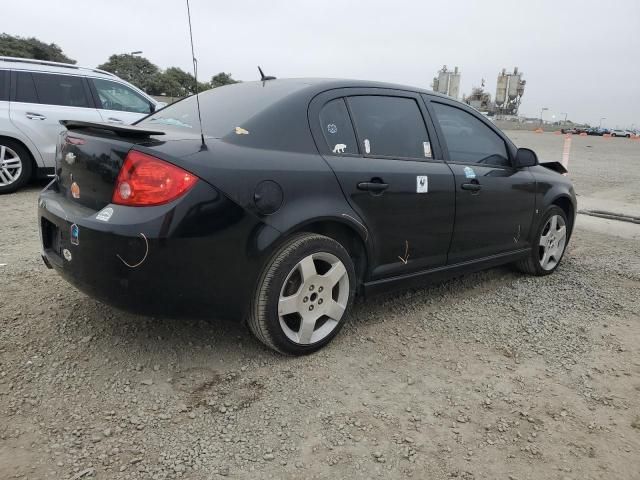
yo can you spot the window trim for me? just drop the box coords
[425,96,517,169]
[346,94,438,162]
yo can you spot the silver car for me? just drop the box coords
[0,56,164,193]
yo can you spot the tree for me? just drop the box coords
[151,67,209,97]
[210,72,239,88]
[0,33,75,63]
[97,54,160,93]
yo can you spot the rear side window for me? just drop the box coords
[92,78,151,114]
[0,70,8,101]
[347,96,431,159]
[32,72,91,108]
[319,98,357,154]
[140,81,307,138]
[432,102,509,167]
[14,71,38,103]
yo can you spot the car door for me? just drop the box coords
[9,71,102,167]
[426,97,536,264]
[89,77,154,124]
[309,89,456,280]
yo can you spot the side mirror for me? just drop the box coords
[515,148,538,168]
[149,102,156,113]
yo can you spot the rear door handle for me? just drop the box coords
[461,183,482,192]
[107,117,124,124]
[357,181,389,193]
[26,112,46,120]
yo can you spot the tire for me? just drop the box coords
[0,139,33,194]
[248,233,356,355]
[611,133,616,137]
[515,206,569,276]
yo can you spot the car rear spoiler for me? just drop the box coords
[540,161,567,174]
[60,120,165,137]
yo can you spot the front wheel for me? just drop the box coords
[248,233,356,355]
[0,140,32,194]
[516,206,569,276]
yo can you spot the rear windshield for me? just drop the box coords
[138,81,306,138]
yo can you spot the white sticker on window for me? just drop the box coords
[327,123,338,134]
[417,175,428,193]
[364,138,371,154]
[423,141,432,158]
[332,143,346,154]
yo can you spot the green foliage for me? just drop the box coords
[0,33,76,64]
[97,54,160,93]
[0,33,240,97]
[151,67,209,97]
[210,72,239,88]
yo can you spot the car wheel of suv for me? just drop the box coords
[516,206,569,276]
[248,233,356,355]
[0,140,32,194]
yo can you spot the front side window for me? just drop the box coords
[14,72,38,104]
[32,72,90,108]
[433,103,510,167]
[319,98,357,155]
[92,78,151,114]
[347,96,431,159]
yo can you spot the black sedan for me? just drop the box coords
[38,78,576,355]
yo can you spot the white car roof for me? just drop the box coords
[0,56,116,80]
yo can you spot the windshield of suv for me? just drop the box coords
[139,81,307,138]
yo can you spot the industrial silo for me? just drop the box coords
[436,68,449,95]
[508,67,521,100]
[495,69,508,107]
[449,66,461,99]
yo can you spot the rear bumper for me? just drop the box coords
[38,180,279,319]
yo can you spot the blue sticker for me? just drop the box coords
[464,166,476,179]
[70,223,79,246]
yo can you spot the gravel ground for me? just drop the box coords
[1,133,639,479]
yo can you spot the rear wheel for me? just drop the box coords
[248,233,356,355]
[0,139,32,194]
[516,206,568,276]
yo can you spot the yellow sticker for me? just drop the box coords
[235,127,249,135]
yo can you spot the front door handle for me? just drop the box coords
[26,112,46,120]
[107,117,124,124]
[461,183,482,192]
[357,181,389,193]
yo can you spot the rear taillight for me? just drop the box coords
[112,150,198,206]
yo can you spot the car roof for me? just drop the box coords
[222,77,452,101]
[0,56,116,79]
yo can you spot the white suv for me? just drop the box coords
[0,56,164,193]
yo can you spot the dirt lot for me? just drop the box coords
[1,132,639,479]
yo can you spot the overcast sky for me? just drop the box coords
[5,0,639,127]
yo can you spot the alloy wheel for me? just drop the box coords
[277,252,349,345]
[0,145,23,187]
[538,214,567,270]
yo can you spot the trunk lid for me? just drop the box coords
[56,121,200,211]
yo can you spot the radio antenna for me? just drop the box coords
[186,0,205,147]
